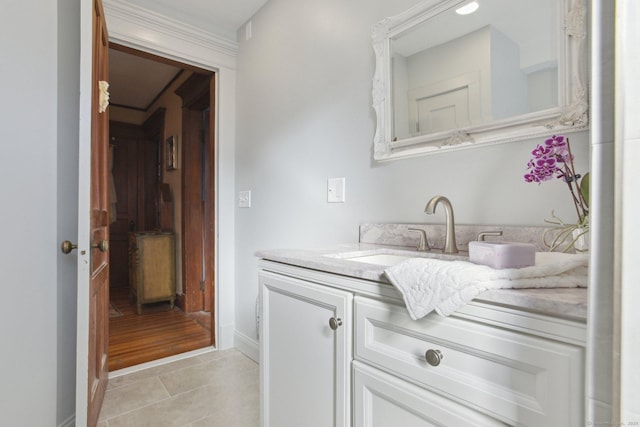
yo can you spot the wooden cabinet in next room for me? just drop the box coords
[129,232,176,314]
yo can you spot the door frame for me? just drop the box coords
[175,72,216,317]
[77,1,239,424]
[101,0,238,349]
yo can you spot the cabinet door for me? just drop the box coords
[353,361,507,427]
[260,271,352,427]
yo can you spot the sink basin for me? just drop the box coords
[339,253,414,266]
[325,248,467,267]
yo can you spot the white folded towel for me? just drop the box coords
[384,252,588,319]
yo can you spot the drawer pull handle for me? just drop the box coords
[425,349,444,366]
[329,317,343,330]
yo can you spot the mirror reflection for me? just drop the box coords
[391,0,558,140]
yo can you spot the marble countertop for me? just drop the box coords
[256,242,587,321]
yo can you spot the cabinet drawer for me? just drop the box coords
[354,361,506,427]
[354,297,584,426]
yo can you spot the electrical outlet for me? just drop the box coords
[239,190,251,208]
[327,178,345,203]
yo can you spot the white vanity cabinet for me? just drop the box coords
[260,270,353,427]
[353,296,584,427]
[259,260,586,427]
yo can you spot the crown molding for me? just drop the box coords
[103,0,239,70]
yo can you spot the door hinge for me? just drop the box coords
[200,280,205,292]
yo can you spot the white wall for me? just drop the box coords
[234,0,590,345]
[490,27,528,119]
[615,0,640,422]
[0,0,75,425]
[57,0,81,424]
[392,54,410,139]
[527,67,558,112]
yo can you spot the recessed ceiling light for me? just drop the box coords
[456,1,479,15]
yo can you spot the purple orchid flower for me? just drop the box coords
[524,135,589,225]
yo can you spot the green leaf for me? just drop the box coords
[580,172,590,207]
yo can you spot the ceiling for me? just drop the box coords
[109,49,184,110]
[108,0,268,111]
[125,0,268,40]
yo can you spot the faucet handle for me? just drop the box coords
[408,228,430,251]
[477,230,503,241]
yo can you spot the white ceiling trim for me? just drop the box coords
[103,0,239,70]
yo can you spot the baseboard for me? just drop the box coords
[58,414,75,427]
[218,323,235,350]
[234,330,259,363]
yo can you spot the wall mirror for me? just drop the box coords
[372,0,587,161]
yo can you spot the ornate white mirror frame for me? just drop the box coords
[372,0,588,161]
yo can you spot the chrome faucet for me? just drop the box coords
[424,195,458,254]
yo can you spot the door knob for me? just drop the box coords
[329,317,343,330]
[92,240,109,253]
[61,240,77,254]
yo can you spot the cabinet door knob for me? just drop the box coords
[329,317,343,330]
[425,349,444,366]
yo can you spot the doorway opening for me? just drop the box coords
[107,43,217,371]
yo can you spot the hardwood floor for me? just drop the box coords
[109,286,211,371]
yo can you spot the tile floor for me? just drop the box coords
[98,349,259,427]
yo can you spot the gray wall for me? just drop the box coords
[57,0,81,424]
[0,0,78,425]
[234,0,590,341]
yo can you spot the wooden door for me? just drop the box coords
[175,73,215,315]
[202,103,214,313]
[109,121,161,288]
[87,0,110,424]
[109,123,142,287]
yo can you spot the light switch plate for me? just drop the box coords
[239,190,251,208]
[327,177,345,203]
